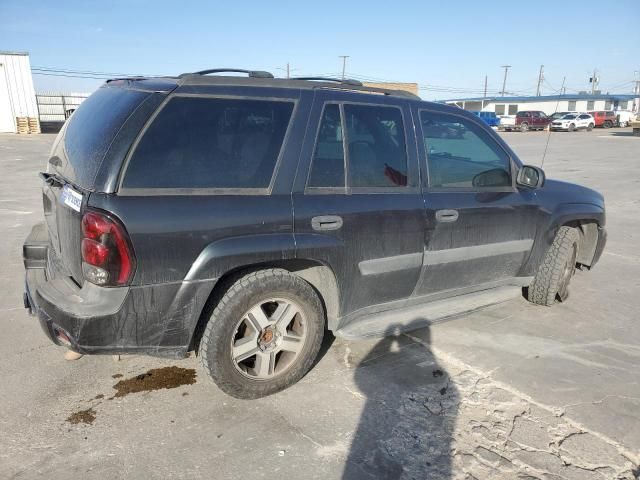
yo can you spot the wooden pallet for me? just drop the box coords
[16,117,29,134]
[28,117,40,134]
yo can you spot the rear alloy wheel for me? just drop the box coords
[568,123,576,132]
[586,123,594,131]
[528,226,580,306]
[520,122,529,132]
[199,269,324,399]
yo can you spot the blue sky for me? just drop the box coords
[2,0,638,99]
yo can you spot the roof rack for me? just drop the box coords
[292,76,362,86]
[179,68,274,79]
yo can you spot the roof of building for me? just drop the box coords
[0,51,29,56]
[443,93,637,103]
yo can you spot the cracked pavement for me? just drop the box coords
[1,130,639,479]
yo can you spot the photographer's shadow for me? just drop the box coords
[342,322,458,480]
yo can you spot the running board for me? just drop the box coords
[334,286,521,340]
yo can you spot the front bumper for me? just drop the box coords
[22,223,205,358]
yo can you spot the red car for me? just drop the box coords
[500,111,551,132]
[588,111,617,128]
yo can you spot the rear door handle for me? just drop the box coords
[311,215,343,231]
[435,209,459,223]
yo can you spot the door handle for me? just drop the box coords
[311,215,343,231]
[435,209,459,223]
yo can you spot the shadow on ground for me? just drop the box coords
[342,323,458,479]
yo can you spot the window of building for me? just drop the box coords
[587,101,594,110]
[604,100,612,110]
[308,104,345,188]
[495,104,505,116]
[568,101,577,111]
[620,101,628,110]
[123,97,294,189]
[343,104,408,188]
[508,105,518,115]
[420,111,511,189]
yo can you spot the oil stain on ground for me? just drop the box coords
[67,408,97,425]
[112,366,196,398]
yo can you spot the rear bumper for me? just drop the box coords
[23,223,210,358]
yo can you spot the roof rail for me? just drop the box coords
[179,68,274,79]
[292,76,363,86]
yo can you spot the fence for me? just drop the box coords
[35,92,89,132]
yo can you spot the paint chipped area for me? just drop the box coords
[112,366,196,398]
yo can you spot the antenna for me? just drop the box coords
[541,76,566,167]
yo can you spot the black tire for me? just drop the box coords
[603,120,612,128]
[586,123,594,131]
[520,122,529,132]
[568,123,575,132]
[199,268,324,399]
[528,226,580,306]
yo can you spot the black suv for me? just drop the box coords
[23,69,607,398]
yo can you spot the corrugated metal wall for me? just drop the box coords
[0,52,39,132]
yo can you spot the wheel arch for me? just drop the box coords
[189,258,341,351]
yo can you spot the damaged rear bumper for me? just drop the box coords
[23,223,211,358]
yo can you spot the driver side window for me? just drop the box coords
[420,111,512,189]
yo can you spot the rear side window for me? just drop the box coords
[54,87,151,188]
[308,104,345,188]
[343,104,408,188]
[421,111,511,189]
[122,97,294,189]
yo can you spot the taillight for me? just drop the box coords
[81,210,135,286]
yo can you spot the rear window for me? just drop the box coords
[52,86,151,188]
[122,97,294,189]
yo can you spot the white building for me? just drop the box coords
[443,93,639,116]
[0,51,39,133]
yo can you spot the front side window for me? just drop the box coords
[421,111,511,189]
[123,97,294,189]
[308,104,345,188]
[343,104,408,188]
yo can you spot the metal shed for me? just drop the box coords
[0,51,39,133]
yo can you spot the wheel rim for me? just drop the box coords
[557,244,577,301]
[521,123,528,132]
[230,298,308,380]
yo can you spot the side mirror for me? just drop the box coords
[517,165,545,189]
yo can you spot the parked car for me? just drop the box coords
[588,110,617,128]
[470,111,500,127]
[549,113,595,132]
[23,69,607,399]
[615,111,635,128]
[549,111,576,121]
[500,110,551,132]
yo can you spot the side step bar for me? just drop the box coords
[334,286,522,340]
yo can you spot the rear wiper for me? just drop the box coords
[39,172,65,187]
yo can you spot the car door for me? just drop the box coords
[292,91,426,321]
[412,106,540,296]
[577,114,590,128]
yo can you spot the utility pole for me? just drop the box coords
[500,65,511,96]
[339,55,350,80]
[483,75,488,98]
[286,62,290,79]
[536,65,544,96]
[590,68,598,95]
[560,76,566,95]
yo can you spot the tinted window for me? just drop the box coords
[516,112,529,118]
[344,104,408,188]
[308,104,345,188]
[123,97,294,189]
[578,114,590,119]
[55,87,150,188]
[564,114,578,119]
[421,111,511,189]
